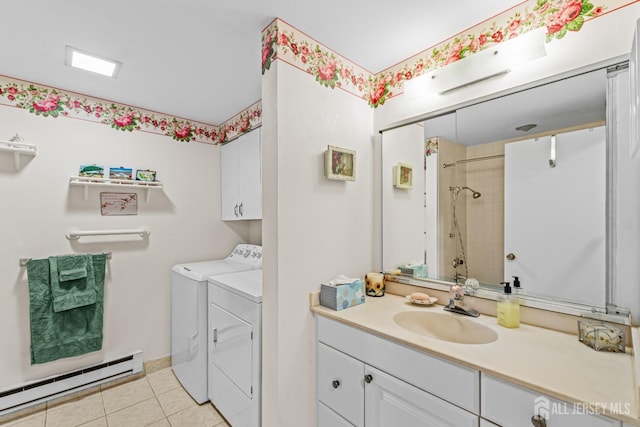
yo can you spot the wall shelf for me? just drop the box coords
[69,176,163,202]
[0,137,37,170]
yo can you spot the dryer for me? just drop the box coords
[171,244,262,403]
[208,269,262,427]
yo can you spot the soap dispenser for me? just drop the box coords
[512,275,525,303]
[497,281,520,328]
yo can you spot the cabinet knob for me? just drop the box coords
[506,253,516,261]
[331,380,340,389]
[531,415,547,427]
[364,374,373,384]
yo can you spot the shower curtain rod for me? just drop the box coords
[442,154,504,169]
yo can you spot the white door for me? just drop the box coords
[236,128,261,219]
[504,127,606,305]
[317,343,364,427]
[364,365,478,427]
[220,140,240,220]
[209,302,254,398]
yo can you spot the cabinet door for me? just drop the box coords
[208,302,254,398]
[318,402,355,427]
[482,374,621,427]
[317,343,364,427]
[220,140,240,220]
[236,128,261,219]
[364,365,478,427]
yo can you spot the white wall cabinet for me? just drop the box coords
[220,128,261,220]
[316,316,479,427]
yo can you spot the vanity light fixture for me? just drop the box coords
[405,27,547,97]
[65,46,122,78]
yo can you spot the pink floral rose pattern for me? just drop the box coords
[217,100,262,144]
[0,77,262,144]
[262,24,277,74]
[263,19,371,97]
[425,138,439,157]
[263,0,613,108]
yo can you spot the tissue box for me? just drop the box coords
[398,265,416,276]
[320,280,365,311]
[578,320,625,353]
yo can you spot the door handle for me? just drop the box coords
[234,204,238,217]
[239,202,244,216]
[212,328,218,343]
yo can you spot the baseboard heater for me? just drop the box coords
[0,351,143,416]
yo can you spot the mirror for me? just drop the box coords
[382,66,619,309]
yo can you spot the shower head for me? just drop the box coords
[456,186,481,199]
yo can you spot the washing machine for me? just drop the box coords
[171,244,262,403]
[207,268,262,427]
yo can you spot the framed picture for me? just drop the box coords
[324,145,356,181]
[100,192,138,216]
[79,164,104,179]
[393,162,413,189]
[109,166,133,180]
[136,169,157,182]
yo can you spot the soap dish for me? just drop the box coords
[405,295,438,306]
[578,320,625,353]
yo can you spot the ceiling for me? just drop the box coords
[2,0,522,125]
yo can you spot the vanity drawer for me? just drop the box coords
[317,316,480,414]
[481,374,621,427]
[317,342,364,426]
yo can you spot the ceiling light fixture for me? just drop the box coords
[405,27,547,97]
[65,46,122,78]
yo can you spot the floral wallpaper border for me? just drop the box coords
[0,75,262,145]
[262,0,635,108]
[0,0,632,145]
[262,19,372,101]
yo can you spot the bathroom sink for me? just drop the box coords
[393,311,498,344]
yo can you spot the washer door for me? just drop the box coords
[209,302,253,398]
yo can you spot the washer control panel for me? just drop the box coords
[227,244,263,267]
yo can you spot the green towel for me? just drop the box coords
[27,254,106,365]
[49,255,96,312]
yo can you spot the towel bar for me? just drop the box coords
[19,252,112,266]
[65,228,150,240]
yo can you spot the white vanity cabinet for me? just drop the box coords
[481,374,622,427]
[220,127,261,220]
[316,316,480,427]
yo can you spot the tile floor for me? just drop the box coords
[0,368,230,427]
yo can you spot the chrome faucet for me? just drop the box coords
[444,283,480,317]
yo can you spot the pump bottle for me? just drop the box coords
[512,276,525,303]
[497,281,520,328]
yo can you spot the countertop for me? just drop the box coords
[311,293,640,425]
